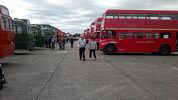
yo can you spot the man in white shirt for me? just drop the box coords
[78,37,86,61]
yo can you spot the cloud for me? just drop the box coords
[1,0,178,33]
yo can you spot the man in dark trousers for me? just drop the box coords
[88,38,97,60]
[62,39,66,50]
[70,37,74,48]
[48,37,52,48]
[78,37,86,61]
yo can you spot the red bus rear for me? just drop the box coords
[0,5,15,58]
[56,29,65,42]
[100,9,178,55]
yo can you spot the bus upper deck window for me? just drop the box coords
[0,16,5,31]
[119,16,125,19]
[113,16,119,19]
[138,16,145,19]
[126,16,132,19]
[150,17,159,20]
[9,19,13,32]
[133,16,138,19]
[106,15,113,19]
[160,17,172,20]
[17,26,23,33]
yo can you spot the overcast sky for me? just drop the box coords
[1,0,178,33]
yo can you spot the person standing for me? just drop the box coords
[0,64,7,89]
[62,38,66,50]
[45,39,48,48]
[70,37,74,48]
[58,39,62,50]
[48,37,52,48]
[89,38,97,60]
[51,36,56,49]
[79,37,86,61]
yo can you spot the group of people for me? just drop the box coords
[58,38,75,50]
[45,36,56,49]
[45,36,97,61]
[45,36,75,50]
[78,37,97,61]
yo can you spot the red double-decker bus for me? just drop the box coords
[0,5,15,59]
[100,9,178,55]
[93,17,103,50]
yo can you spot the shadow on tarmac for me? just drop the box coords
[1,62,22,68]
[14,52,34,55]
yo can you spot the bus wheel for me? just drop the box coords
[159,46,171,55]
[103,44,116,55]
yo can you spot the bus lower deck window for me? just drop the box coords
[160,32,171,38]
[146,32,152,39]
[120,33,128,39]
[152,33,159,39]
[134,32,144,39]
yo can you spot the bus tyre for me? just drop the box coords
[159,45,171,55]
[103,44,116,55]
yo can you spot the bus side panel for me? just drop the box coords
[0,31,8,58]
[0,31,14,58]
[176,32,178,50]
[7,31,15,56]
[0,31,3,58]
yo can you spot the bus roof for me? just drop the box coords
[105,9,178,15]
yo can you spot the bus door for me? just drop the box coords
[144,32,160,52]
[132,32,146,52]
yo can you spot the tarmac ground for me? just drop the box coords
[0,43,178,100]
